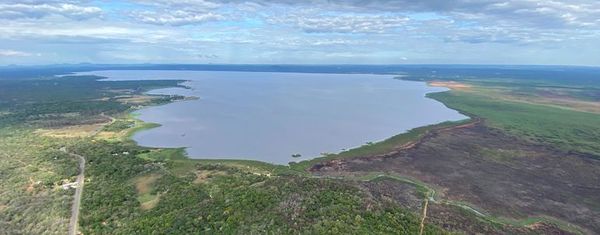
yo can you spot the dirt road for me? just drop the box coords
[418,198,429,235]
[66,151,85,235]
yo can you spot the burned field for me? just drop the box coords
[312,122,600,234]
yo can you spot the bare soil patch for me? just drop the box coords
[35,123,105,138]
[312,123,600,233]
[140,195,160,210]
[135,174,162,210]
[193,170,227,184]
[429,81,472,90]
[115,95,155,105]
[135,174,161,195]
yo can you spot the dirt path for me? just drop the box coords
[89,112,115,137]
[419,199,429,235]
[62,148,85,235]
[64,114,108,234]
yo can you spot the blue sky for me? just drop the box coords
[0,0,599,66]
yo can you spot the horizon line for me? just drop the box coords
[2,63,599,69]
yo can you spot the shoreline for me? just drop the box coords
[114,71,469,168]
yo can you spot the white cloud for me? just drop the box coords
[130,0,225,26]
[0,3,101,20]
[131,10,224,26]
[0,21,178,44]
[239,0,600,29]
[0,49,39,57]
[269,12,409,33]
[133,0,221,8]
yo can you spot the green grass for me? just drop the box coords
[355,172,435,199]
[138,193,157,203]
[137,147,294,176]
[429,91,600,156]
[102,119,134,132]
[123,114,161,140]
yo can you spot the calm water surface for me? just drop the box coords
[80,70,467,164]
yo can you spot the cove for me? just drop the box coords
[80,70,467,164]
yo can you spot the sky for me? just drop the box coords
[0,0,599,66]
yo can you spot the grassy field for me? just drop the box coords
[429,90,600,156]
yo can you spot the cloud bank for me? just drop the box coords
[0,0,598,65]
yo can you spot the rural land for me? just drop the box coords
[1,65,600,234]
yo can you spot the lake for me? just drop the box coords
[80,70,467,164]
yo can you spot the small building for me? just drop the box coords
[61,182,79,190]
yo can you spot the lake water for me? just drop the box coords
[80,70,467,164]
